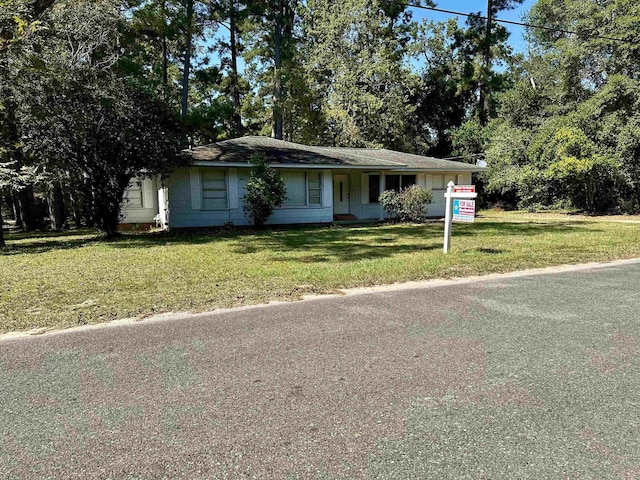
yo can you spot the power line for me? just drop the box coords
[389,1,629,44]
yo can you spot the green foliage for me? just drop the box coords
[378,190,402,221]
[242,154,286,226]
[379,185,433,223]
[485,117,629,213]
[483,122,532,205]
[300,0,420,149]
[547,155,625,213]
[0,162,42,191]
[451,118,496,162]
[409,19,478,155]
[2,0,186,236]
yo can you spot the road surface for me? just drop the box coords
[2,260,640,479]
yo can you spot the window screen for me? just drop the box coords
[202,169,227,209]
[401,175,416,189]
[432,175,445,189]
[385,174,415,192]
[368,174,381,203]
[125,180,143,208]
[385,175,401,192]
[308,172,322,205]
[282,171,306,206]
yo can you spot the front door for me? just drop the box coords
[333,174,350,214]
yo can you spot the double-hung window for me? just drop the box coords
[385,174,417,192]
[202,169,228,209]
[124,180,143,208]
[308,172,322,205]
[282,171,323,207]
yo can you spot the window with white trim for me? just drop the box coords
[368,174,381,203]
[308,172,322,205]
[202,169,228,210]
[432,175,445,189]
[385,174,417,192]
[282,171,323,207]
[124,180,143,208]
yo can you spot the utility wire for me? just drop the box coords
[389,1,629,44]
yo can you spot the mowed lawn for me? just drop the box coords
[2,211,640,333]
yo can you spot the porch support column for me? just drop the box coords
[379,172,386,220]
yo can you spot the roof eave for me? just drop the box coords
[190,160,488,172]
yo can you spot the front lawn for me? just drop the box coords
[2,211,640,333]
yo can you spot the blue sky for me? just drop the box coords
[201,0,538,75]
[411,0,537,54]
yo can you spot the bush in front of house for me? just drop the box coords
[379,185,433,223]
[243,154,287,226]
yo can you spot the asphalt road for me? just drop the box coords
[1,260,640,479]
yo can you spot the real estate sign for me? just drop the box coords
[452,186,476,223]
[443,183,478,253]
[453,199,476,222]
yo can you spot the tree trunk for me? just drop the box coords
[478,0,493,126]
[272,1,283,140]
[66,187,83,228]
[0,194,5,248]
[2,80,41,231]
[181,0,194,118]
[48,182,67,230]
[229,0,243,136]
[93,175,130,238]
[16,185,41,231]
[9,192,21,226]
[161,0,168,91]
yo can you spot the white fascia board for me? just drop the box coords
[190,161,402,170]
[388,167,488,173]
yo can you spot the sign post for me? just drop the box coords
[443,182,478,253]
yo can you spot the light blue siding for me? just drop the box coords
[121,176,159,224]
[159,167,474,228]
[167,167,334,228]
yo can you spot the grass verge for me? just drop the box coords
[2,211,639,333]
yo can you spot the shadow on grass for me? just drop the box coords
[1,221,595,259]
[0,229,106,256]
[228,221,595,263]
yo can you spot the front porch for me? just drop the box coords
[329,169,466,220]
[330,170,387,222]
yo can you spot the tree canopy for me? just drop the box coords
[2,0,640,239]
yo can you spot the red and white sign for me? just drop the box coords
[453,185,476,193]
[453,198,476,222]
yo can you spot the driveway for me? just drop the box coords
[1,260,639,479]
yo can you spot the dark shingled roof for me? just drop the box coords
[186,136,485,172]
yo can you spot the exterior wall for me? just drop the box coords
[121,176,159,224]
[349,172,385,220]
[120,167,475,228]
[167,167,333,228]
[345,170,473,220]
[425,172,472,217]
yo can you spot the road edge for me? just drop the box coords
[3,256,640,342]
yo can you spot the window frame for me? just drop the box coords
[368,174,381,204]
[201,168,229,211]
[384,174,417,193]
[124,180,144,209]
[307,171,323,206]
[280,170,324,209]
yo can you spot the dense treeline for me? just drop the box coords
[478,0,640,213]
[1,0,638,243]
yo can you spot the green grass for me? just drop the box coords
[2,210,640,333]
